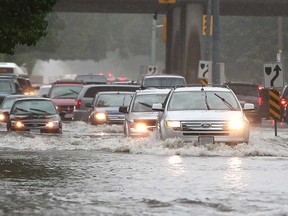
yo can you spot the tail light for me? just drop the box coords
[75,99,82,109]
[280,98,287,107]
[258,96,263,105]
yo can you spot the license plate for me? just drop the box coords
[30,129,40,133]
[65,114,73,119]
[198,136,214,144]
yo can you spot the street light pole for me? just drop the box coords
[151,12,157,65]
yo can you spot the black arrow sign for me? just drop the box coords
[270,64,281,87]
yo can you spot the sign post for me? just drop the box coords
[198,60,212,85]
[264,61,284,136]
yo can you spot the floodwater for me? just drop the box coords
[0,121,288,215]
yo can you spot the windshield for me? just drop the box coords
[11,100,57,115]
[168,91,240,111]
[0,80,14,93]
[1,97,19,109]
[50,86,82,99]
[143,77,186,87]
[132,93,168,112]
[95,93,133,107]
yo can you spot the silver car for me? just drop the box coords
[152,86,254,145]
[120,89,171,137]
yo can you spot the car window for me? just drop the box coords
[50,86,82,99]
[143,77,186,87]
[168,91,240,111]
[1,98,17,109]
[132,94,168,112]
[11,100,57,114]
[228,85,258,97]
[0,80,14,93]
[95,94,133,107]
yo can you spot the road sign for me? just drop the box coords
[269,89,280,120]
[147,65,158,74]
[159,0,176,3]
[264,63,284,88]
[198,60,212,79]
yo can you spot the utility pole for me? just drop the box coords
[151,12,157,65]
[212,0,220,84]
[205,0,212,61]
[277,17,283,62]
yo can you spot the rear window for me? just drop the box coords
[0,80,14,93]
[143,77,186,88]
[84,86,140,98]
[227,85,259,97]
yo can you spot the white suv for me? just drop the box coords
[152,85,254,145]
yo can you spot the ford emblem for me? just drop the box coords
[201,123,211,128]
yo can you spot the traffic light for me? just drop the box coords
[202,15,213,36]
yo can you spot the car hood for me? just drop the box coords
[165,110,244,121]
[9,114,60,120]
[52,98,76,105]
[129,112,159,120]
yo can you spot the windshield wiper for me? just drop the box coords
[15,107,29,113]
[204,91,210,110]
[138,102,152,108]
[30,108,51,114]
[214,93,236,111]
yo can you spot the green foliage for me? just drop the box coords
[0,0,57,55]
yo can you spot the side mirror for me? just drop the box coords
[243,103,255,111]
[119,106,128,113]
[152,103,164,111]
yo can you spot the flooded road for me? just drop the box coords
[1,121,288,215]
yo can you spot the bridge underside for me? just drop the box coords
[53,0,288,84]
[54,0,288,16]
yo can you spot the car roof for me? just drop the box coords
[135,88,171,95]
[224,82,259,87]
[14,97,54,102]
[97,91,135,95]
[173,86,231,92]
[4,95,40,99]
[143,74,185,78]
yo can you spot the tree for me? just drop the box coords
[0,0,57,55]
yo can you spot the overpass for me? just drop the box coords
[53,0,288,83]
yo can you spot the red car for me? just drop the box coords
[47,80,84,120]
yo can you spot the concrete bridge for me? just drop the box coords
[54,0,288,83]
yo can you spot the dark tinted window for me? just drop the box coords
[226,84,259,97]
[84,85,140,98]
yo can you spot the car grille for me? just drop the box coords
[57,105,74,114]
[181,120,229,136]
[107,114,125,124]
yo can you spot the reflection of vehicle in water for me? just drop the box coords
[88,91,133,125]
[119,89,170,137]
[47,80,84,120]
[138,74,186,89]
[5,97,63,133]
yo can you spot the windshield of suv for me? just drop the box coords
[50,86,82,99]
[95,93,133,107]
[143,77,186,88]
[132,93,168,112]
[0,80,14,93]
[168,91,240,111]
[11,100,57,115]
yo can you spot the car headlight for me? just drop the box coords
[12,121,25,128]
[46,121,59,128]
[228,118,244,130]
[94,112,106,121]
[0,113,5,121]
[166,121,181,130]
[133,122,147,132]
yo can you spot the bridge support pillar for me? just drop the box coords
[166,3,203,84]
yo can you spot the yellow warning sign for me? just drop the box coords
[200,79,208,86]
[269,89,280,120]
